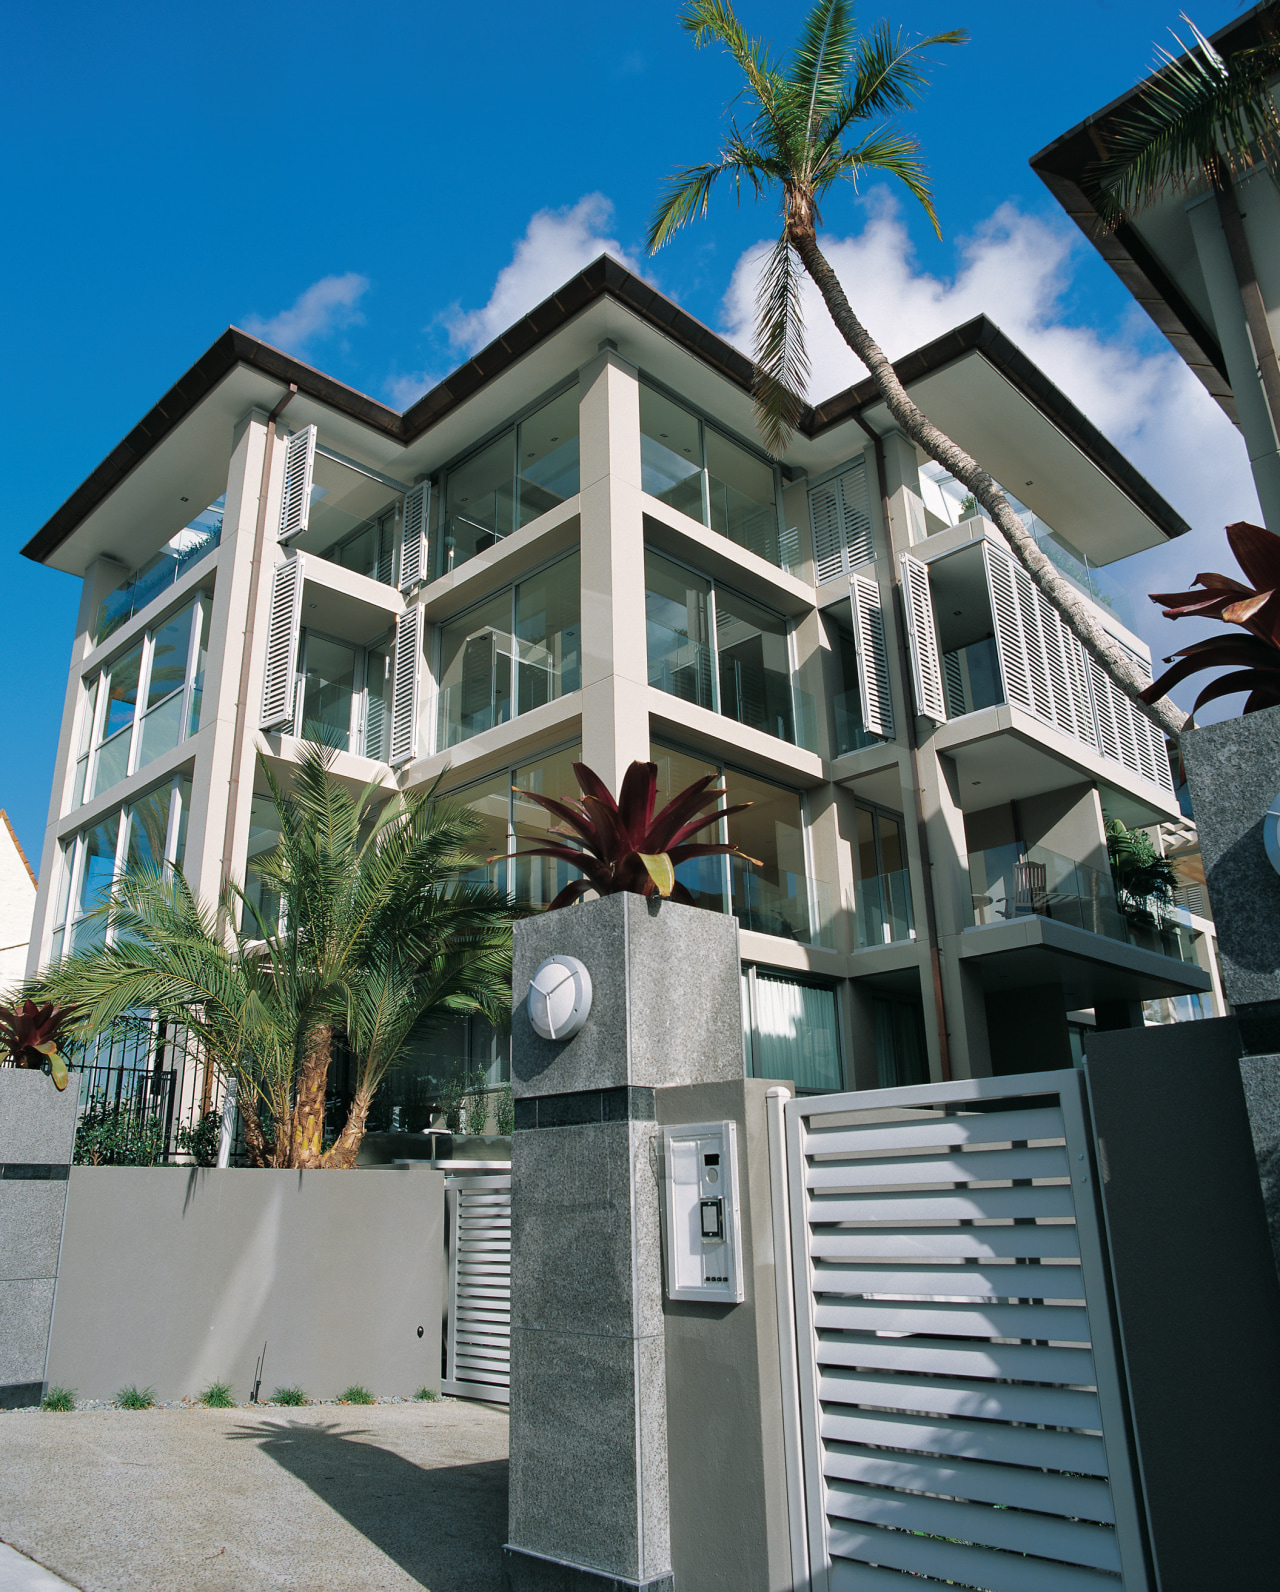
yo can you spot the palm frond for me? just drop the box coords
[1092,23,1280,224]
[788,0,854,142]
[648,147,773,251]
[818,127,940,235]
[753,234,811,455]
[680,0,786,129]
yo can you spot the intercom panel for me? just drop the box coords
[662,1121,745,1304]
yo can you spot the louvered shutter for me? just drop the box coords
[1011,566,1055,723]
[981,543,1035,715]
[277,425,317,541]
[1087,657,1121,763]
[1062,629,1098,751]
[1032,589,1078,739]
[399,482,429,590]
[810,480,845,584]
[809,460,874,584]
[389,605,421,766]
[260,556,304,730]
[850,575,894,740]
[899,553,946,722]
[943,649,966,717]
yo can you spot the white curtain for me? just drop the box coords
[748,973,841,1093]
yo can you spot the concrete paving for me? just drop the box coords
[0,1401,509,1591]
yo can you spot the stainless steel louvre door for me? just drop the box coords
[277,425,316,542]
[399,482,428,590]
[389,605,421,766]
[899,553,947,722]
[260,556,304,730]
[850,575,894,739]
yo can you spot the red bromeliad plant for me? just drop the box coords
[503,759,757,910]
[1142,520,1280,719]
[0,999,76,1090]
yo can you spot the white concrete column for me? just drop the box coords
[577,346,651,795]
[1186,189,1280,530]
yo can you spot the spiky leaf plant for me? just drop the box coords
[1142,520,1280,717]
[503,760,755,911]
[0,999,75,1090]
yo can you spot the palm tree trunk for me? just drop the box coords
[238,1095,274,1169]
[320,1083,375,1170]
[1214,174,1280,463]
[290,1024,331,1169]
[788,230,1188,740]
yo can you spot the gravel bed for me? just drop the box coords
[3,1394,455,1412]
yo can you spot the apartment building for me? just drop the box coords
[22,257,1214,1122]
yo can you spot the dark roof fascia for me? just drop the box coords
[809,315,1191,542]
[23,257,1186,563]
[1028,3,1278,419]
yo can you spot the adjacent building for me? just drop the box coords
[1031,2,1280,530]
[22,257,1215,1126]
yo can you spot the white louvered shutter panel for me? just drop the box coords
[1110,671,1140,777]
[850,575,895,740]
[277,425,317,541]
[839,460,874,567]
[943,649,966,718]
[1011,566,1055,724]
[260,557,304,730]
[389,605,422,766]
[899,553,947,722]
[1063,630,1098,751]
[399,482,429,591]
[1087,657,1121,763]
[1033,590,1078,739]
[981,542,1035,715]
[810,480,845,584]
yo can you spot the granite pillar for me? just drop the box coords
[504,894,743,1592]
[0,1069,78,1408]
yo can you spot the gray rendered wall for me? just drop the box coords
[1180,703,1280,1048]
[0,1069,79,1407]
[656,1079,792,1592]
[1084,1020,1280,1590]
[45,1166,444,1403]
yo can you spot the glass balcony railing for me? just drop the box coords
[96,501,223,644]
[707,472,802,576]
[730,855,835,949]
[968,842,1198,963]
[853,869,915,949]
[833,690,882,757]
[647,621,715,710]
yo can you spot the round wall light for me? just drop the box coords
[527,956,593,1041]
[1265,789,1280,877]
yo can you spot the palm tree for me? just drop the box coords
[1091,12,1280,475]
[648,0,1187,739]
[37,746,514,1169]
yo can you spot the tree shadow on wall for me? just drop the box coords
[228,1419,508,1591]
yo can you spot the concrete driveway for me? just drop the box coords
[0,1401,509,1592]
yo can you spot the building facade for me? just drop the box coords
[23,258,1215,1122]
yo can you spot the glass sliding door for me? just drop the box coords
[516,389,579,528]
[438,594,514,748]
[725,769,811,942]
[298,635,359,751]
[705,428,782,565]
[714,587,794,742]
[645,550,714,709]
[652,743,727,912]
[513,745,583,910]
[854,805,915,947]
[640,386,704,521]
[515,552,581,714]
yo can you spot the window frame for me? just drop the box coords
[79,592,210,809]
[740,961,845,1093]
[292,624,392,760]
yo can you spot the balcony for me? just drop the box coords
[95,499,223,643]
[853,868,915,949]
[968,842,1198,963]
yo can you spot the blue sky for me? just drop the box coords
[0,0,1260,862]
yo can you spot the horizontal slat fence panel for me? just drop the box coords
[444,1172,511,1404]
[782,1071,1150,1591]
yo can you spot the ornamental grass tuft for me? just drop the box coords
[41,1386,76,1412]
[116,1385,155,1410]
[271,1386,307,1406]
[201,1380,235,1409]
[339,1384,375,1405]
[414,1386,438,1402]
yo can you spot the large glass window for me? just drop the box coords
[853,804,915,948]
[872,995,928,1087]
[742,968,842,1092]
[437,553,580,750]
[651,742,830,946]
[645,549,801,746]
[439,388,580,577]
[50,775,192,962]
[823,611,881,756]
[303,452,404,585]
[286,630,392,761]
[450,744,583,913]
[79,595,210,806]
[640,385,796,573]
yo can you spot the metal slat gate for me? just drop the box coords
[443,1173,511,1403]
[768,1071,1152,1592]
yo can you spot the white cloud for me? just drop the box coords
[385,370,440,409]
[446,194,646,355]
[720,195,1261,710]
[243,272,370,353]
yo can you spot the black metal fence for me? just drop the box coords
[68,1015,226,1166]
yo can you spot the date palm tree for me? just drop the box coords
[648,0,1187,738]
[36,746,515,1169]
[1091,11,1280,470]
